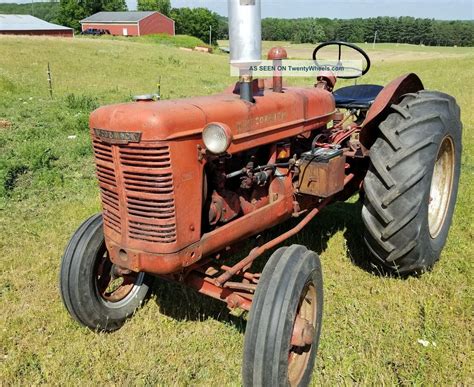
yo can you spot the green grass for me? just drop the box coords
[0,35,473,385]
[90,33,210,50]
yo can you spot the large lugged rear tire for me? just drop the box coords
[242,245,323,387]
[60,214,151,331]
[362,90,462,275]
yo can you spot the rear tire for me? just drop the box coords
[242,245,323,386]
[60,214,151,331]
[362,91,462,275]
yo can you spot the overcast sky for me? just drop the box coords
[4,0,473,20]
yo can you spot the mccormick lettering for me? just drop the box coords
[94,128,142,144]
[236,111,287,133]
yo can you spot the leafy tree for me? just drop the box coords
[57,0,86,30]
[171,7,220,45]
[292,19,325,44]
[0,1,61,23]
[57,0,126,30]
[216,15,229,40]
[102,0,127,12]
[81,0,102,15]
[137,0,171,16]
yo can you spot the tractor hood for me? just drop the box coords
[89,87,336,150]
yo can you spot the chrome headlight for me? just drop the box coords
[202,123,233,154]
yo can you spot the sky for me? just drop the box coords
[163,0,472,20]
[3,0,474,20]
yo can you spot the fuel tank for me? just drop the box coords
[90,87,336,153]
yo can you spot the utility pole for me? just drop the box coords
[31,0,34,16]
[373,30,378,49]
[209,25,212,46]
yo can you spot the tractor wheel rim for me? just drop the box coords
[428,136,455,239]
[288,282,318,386]
[94,245,145,308]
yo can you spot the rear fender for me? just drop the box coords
[360,73,424,149]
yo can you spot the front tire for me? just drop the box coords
[362,91,462,275]
[242,245,323,386]
[60,214,151,331]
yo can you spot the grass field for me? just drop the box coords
[0,36,473,385]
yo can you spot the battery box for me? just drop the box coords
[297,148,346,197]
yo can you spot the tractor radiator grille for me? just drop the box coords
[93,140,121,234]
[92,139,177,244]
[120,145,177,244]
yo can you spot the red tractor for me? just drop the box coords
[60,1,462,385]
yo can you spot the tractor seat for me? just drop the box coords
[333,84,384,109]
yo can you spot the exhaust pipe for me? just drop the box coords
[228,0,262,102]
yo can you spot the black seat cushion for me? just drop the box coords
[333,84,384,109]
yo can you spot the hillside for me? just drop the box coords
[0,36,473,384]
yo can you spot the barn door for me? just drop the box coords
[122,28,128,36]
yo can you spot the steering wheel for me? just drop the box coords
[312,41,371,79]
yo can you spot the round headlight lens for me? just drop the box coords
[202,123,233,154]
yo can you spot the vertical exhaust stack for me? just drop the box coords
[228,0,262,102]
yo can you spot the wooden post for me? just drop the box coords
[373,30,378,49]
[47,62,53,99]
[156,75,161,100]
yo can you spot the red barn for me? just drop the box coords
[0,14,73,37]
[80,11,175,37]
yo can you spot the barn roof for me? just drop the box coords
[80,11,157,23]
[0,14,72,31]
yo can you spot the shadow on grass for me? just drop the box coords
[151,278,247,333]
[151,199,387,327]
[251,199,387,275]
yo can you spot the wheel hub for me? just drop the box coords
[95,250,142,304]
[428,136,455,238]
[291,317,315,347]
[288,283,318,385]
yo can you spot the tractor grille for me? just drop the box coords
[92,140,177,244]
[93,140,122,234]
[120,145,177,244]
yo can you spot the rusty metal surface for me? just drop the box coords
[267,46,288,60]
[90,80,335,276]
[92,86,336,273]
[93,139,203,259]
[104,168,294,275]
[180,271,253,311]
[90,87,335,147]
[214,173,354,286]
[268,47,288,93]
[298,155,346,197]
[360,73,424,148]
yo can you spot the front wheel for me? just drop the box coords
[242,245,323,386]
[60,214,151,331]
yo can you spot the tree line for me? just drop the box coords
[0,2,472,47]
[261,17,474,47]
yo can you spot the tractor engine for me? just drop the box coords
[89,83,337,275]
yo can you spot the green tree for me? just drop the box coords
[171,7,220,44]
[57,0,86,30]
[81,0,102,15]
[292,19,325,44]
[57,0,127,30]
[102,0,127,12]
[137,0,171,16]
